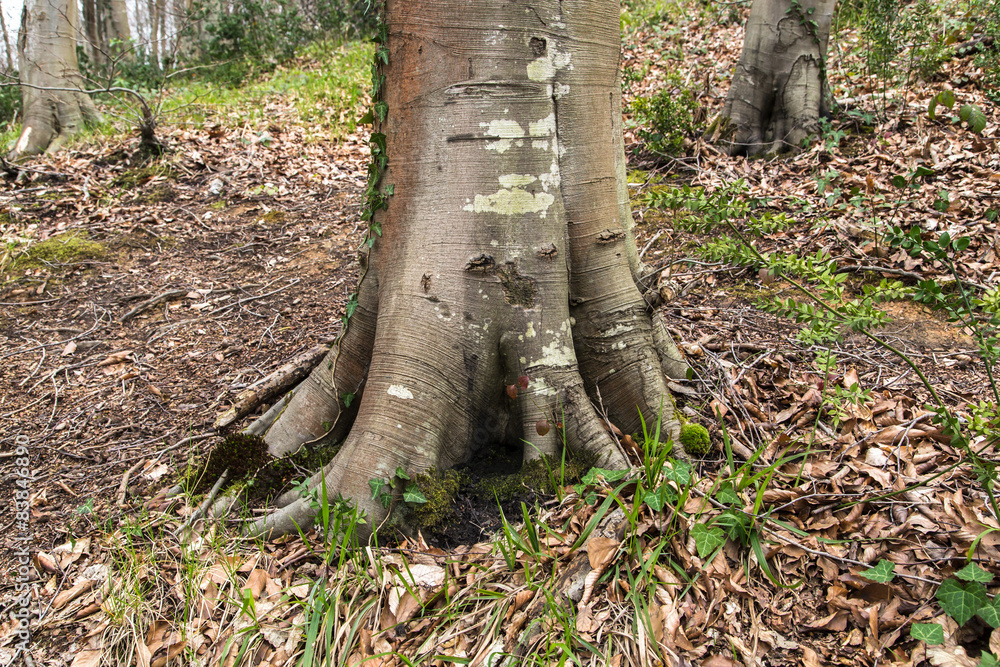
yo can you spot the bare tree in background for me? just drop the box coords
[708,0,835,156]
[8,0,101,159]
[1,7,14,72]
[81,0,133,67]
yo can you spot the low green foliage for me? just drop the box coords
[628,72,703,158]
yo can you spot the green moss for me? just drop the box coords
[247,440,342,502]
[474,454,592,501]
[258,210,286,225]
[188,432,342,502]
[10,232,107,272]
[208,201,228,211]
[193,433,271,495]
[111,162,176,189]
[679,422,711,456]
[410,469,465,531]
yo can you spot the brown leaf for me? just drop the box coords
[70,650,102,667]
[586,536,619,571]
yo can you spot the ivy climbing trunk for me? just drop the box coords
[249,0,687,538]
[9,0,101,160]
[708,0,835,156]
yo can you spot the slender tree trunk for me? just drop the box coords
[147,0,159,66]
[82,0,105,67]
[1,5,15,72]
[250,0,685,540]
[708,0,835,156]
[8,0,102,160]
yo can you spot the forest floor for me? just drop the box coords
[2,3,1000,666]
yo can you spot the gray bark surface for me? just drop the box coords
[710,0,835,156]
[248,0,686,540]
[9,0,101,160]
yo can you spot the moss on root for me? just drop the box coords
[473,453,593,501]
[189,433,341,502]
[409,469,465,532]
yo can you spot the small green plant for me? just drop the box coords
[865,559,1000,658]
[628,72,703,158]
[927,89,988,134]
[368,466,427,510]
[643,179,752,232]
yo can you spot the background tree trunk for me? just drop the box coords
[250,0,685,539]
[8,0,101,160]
[1,5,16,72]
[107,0,131,50]
[708,0,835,156]
[82,0,106,67]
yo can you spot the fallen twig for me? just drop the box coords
[214,343,330,429]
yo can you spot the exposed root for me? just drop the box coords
[264,267,377,456]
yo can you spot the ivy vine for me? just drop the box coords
[326,6,392,416]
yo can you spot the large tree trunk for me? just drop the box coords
[708,0,835,156]
[8,0,102,160]
[248,0,686,539]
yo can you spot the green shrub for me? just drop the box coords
[0,81,20,126]
[628,72,702,158]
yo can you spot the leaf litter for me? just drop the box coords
[1,3,1000,666]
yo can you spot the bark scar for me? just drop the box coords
[465,254,496,271]
[536,243,558,259]
[597,229,626,244]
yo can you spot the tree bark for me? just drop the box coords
[1,5,16,72]
[248,0,685,540]
[107,0,131,49]
[708,0,835,156]
[8,0,102,160]
[82,0,105,67]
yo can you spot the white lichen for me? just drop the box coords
[388,385,414,400]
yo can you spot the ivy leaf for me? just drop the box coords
[714,482,740,506]
[369,478,386,500]
[860,559,896,583]
[579,467,629,486]
[394,466,410,480]
[690,523,726,559]
[956,562,994,583]
[358,109,374,125]
[662,459,691,487]
[644,489,665,512]
[403,483,427,505]
[341,392,355,408]
[980,652,999,667]
[909,623,945,645]
[977,597,1000,628]
[927,89,955,120]
[936,578,989,626]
